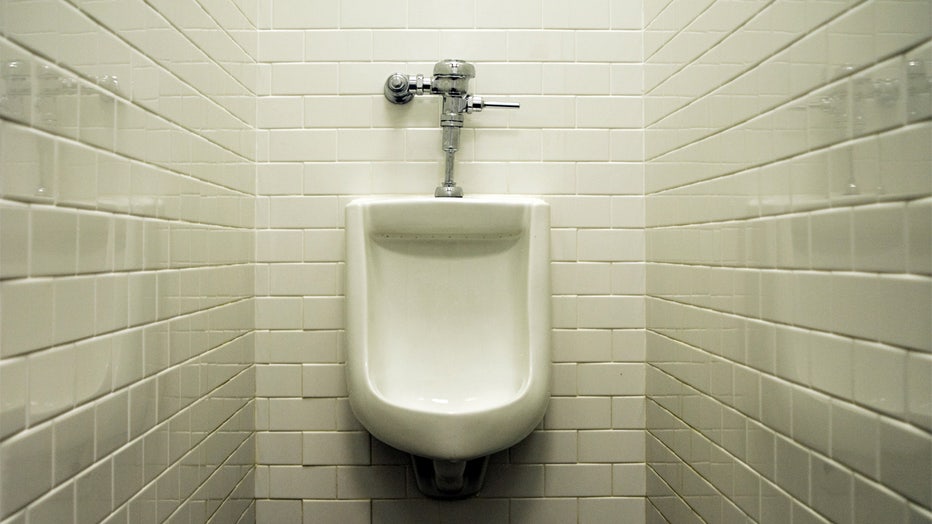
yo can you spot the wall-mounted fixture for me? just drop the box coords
[383,59,519,197]
[345,196,551,498]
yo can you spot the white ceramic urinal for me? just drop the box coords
[345,196,550,498]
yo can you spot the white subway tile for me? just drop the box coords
[760,375,792,437]
[303,163,373,195]
[542,129,610,161]
[337,129,406,162]
[542,0,611,29]
[611,467,647,499]
[257,496,303,523]
[610,129,644,161]
[31,206,78,276]
[302,31,370,62]
[302,431,369,465]
[577,31,643,62]
[371,30,439,61]
[73,338,112,404]
[268,398,337,431]
[269,465,336,499]
[508,31,575,62]
[336,465,405,499]
[305,96,372,128]
[552,329,612,362]
[511,430,578,464]
[257,97,303,129]
[612,330,646,362]
[257,31,304,62]
[612,64,644,96]
[0,203,29,278]
[853,59,907,136]
[906,352,931,432]
[879,418,931,507]
[53,277,96,345]
[0,424,53,515]
[792,388,831,454]
[439,31,508,61]
[759,480,793,524]
[0,278,55,357]
[269,264,338,296]
[808,332,853,399]
[810,454,853,524]
[610,196,646,228]
[269,196,340,228]
[831,401,879,477]
[578,296,644,328]
[256,364,303,397]
[507,162,577,194]
[578,430,644,462]
[877,122,932,201]
[775,435,810,501]
[543,63,611,95]
[271,0,338,29]
[302,500,371,524]
[510,498,577,523]
[906,42,932,123]
[303,229,344,262]
[0,357,27,439]
[612,0,644,30]
[853,203,908,273]
[268,130,336,162]
[832,273,931,351]
[578,363,644,395]
[340,0,405,28]
[474,129,542,161]
[544,464,612,496]
[853,476,910,524]
[53,403,95,484]
[906,198,931,275]
[774,326,810,385]
[408,1,476,28]
[302,296,343,329]
[270,63,338,95]
[57,140,97,208]
[809,208,852,270]
[475,0,542,29]
[551,362,577,395]
[548,196,612,228]
[77,213,113,273]
[545,397,612,429]
[853,341,908,418]
[26,482,74,523]
[257,230,303,263]
[302,363,346,397]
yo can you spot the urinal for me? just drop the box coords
[345,196,551,498]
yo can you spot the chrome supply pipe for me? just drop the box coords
[382,60,519,197]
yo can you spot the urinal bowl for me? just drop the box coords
[345,196,551,496]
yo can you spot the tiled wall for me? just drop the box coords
[5,1,928,523]
[0,0,257,522]
[252,0,649,521]
[644,0,932,523]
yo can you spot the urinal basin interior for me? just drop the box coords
[367,216,529,414]
[345,196,551,459]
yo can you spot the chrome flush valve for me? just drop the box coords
[383,60,519,197]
